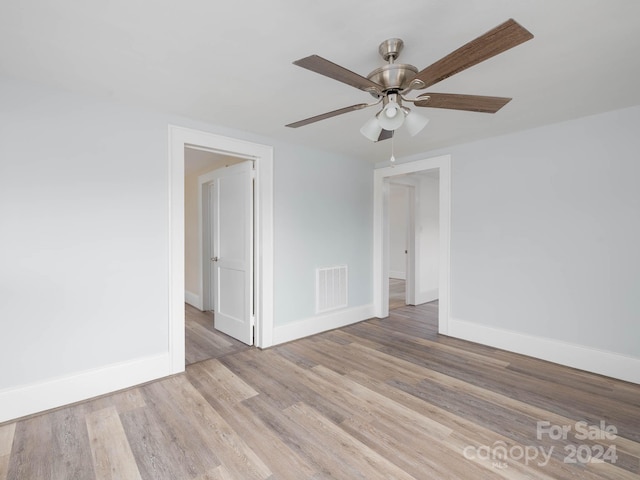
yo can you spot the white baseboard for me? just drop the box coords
[0,353,172,423]
[389,271,406,280]
[448,318,640,384]
[273,304,375,346]
[415,288,438,305]
[185,290,202,310]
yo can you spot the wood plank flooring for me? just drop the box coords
[185,304,249,365]
[2,303,639,479]
[389,278,406,310]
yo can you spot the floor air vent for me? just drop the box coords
[316,265,348,314]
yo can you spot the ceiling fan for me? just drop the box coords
[286,19,533,142]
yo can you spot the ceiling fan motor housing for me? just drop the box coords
[367,38,418,96]
[367,63,418,93]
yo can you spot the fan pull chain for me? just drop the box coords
[390,133,396,167]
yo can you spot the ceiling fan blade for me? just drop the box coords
[285,103,370,128]
[293,55,383,94]
[414,93,511,113]
[377,129,393,142]
[413,19,533,89]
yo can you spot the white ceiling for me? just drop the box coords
[2,1,639,162]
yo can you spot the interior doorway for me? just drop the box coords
[184,148,245,311]
[168,126,274,375]
[387,182,410,310]
[387,172,440,310]
[373,154,451,335]
[184,149,252,363]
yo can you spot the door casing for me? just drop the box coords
[373,154,451,334]
[168,125,274,374]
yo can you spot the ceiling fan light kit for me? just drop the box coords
[360,116,383,142]
[286,18,533,147]
[404,110,430,137]
[377,94,405,130]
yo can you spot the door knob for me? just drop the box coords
[211,257,219,262]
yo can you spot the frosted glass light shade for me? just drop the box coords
[360,116,383,141]
[404,111,430,136]
[377,102,406,130]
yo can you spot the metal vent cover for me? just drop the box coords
[316,265,348,314]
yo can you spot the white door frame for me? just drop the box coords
[168,125,274,373]
[373,154,451,334]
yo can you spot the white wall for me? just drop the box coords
[388,184,408,280]
[0,76,374,419]
[0,78,172,391]
[273,142,374,327]
[401,105,640,367]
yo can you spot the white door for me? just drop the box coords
[210,161,254,345]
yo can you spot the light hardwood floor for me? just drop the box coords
[2,304,639,479]
[185,304,249,365]
[389,278,406,310]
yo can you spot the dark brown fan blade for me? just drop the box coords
[377,129,393,142]
[414,93,511,113]
[285,103,369,128]
[293,55,383,94]
[414,19,533,89]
